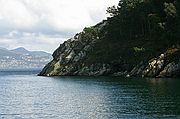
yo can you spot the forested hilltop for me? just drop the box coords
[39,0,180,77]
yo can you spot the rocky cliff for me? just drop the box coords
[39,41,180,77]
[39,23,104,76]
[38,21,180,77]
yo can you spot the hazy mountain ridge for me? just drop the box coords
[10,47,50,57]
[0,48,19,57]
[0,47,52,69]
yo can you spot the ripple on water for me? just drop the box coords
[0,72,180,119]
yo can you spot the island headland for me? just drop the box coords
[39,0,180,77]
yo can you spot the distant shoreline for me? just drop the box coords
[0,68,42,72]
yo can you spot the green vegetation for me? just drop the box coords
[133,47,145,52]
[85,0,180,66]
[79,27,99,41]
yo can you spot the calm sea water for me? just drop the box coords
[0,70,180,119]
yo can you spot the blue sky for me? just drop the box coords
[0,0,119,53]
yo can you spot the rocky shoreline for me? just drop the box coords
[129,47,180,78]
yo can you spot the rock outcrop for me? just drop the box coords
[129,46,180,77]
[38,20,180,77]
[39,23,107,76]
[39,37,180,77]
[143,47,180,77]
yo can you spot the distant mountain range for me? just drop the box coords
[0,47,52,70]
[10,47,50,57]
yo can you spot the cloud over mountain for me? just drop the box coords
[0,0,119,52]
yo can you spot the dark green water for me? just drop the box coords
[0,70,180,119]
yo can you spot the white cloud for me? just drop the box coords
[0,0,119,52]
[0,0,39,28]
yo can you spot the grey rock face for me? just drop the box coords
[158,62,180,77]
[126,47,180,78]
[141,48,180,77]
[129,61,146,77]
[38,26,101,76]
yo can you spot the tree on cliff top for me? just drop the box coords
[106,0,179,45]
